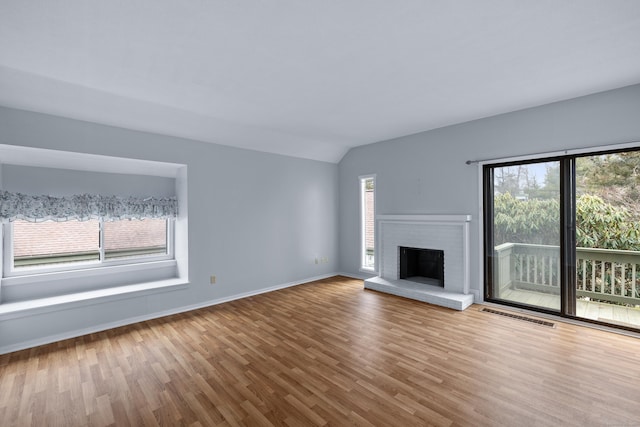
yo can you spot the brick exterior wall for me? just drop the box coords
[13,219,166,257]
[14,220,100,257]
[104,219,166,251]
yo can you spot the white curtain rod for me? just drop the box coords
[465,140,640,166]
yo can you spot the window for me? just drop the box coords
[484,147,640,332]
[0,189,179,303]
[12,219,101,270]
[5,218,171,275]
[360,175,375,271]
[0,145,186,306]
[104,219,168,260]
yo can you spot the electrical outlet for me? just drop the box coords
[210,275,216,284]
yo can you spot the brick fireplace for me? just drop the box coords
[364,214,473,310]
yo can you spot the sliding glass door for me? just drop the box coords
[485,148,640,331]
[574,152,640,327]
[486,161,562,312]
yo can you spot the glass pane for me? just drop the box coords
[490,162,561,311]
[13,219,100,269]
[104,219,167,260]
[362,177,375,269]
[575,152,640,328]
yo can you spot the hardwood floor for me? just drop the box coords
[1,276,639,426]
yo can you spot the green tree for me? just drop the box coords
[494,193,640,251]
[577,152,640,215]
[578,152,640,189]
[494,165,541,198]
[535,163,560,200]
[576,194,640,250]
[493,193,559,246]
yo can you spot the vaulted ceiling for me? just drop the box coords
[1,1,640,163]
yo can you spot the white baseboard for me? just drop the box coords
[0,272,338,355]
[336,271,375,280]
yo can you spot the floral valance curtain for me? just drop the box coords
[0,191,178,222]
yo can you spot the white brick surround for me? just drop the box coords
[365,214,473,310]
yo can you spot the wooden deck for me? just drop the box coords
[500,287,640,328]
[2,276,640,426]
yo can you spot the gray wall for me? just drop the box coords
[338,83,640,298]
[1,164,176,197]
[0,106,338,352]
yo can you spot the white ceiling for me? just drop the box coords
[1,1,640,163]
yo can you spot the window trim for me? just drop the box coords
[359,174,376,272]
[3,218,174,278]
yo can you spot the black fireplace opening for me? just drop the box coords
[399,246,444,287]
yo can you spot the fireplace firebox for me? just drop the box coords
[399,246,444,287]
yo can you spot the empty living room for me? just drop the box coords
[1,1,640,426]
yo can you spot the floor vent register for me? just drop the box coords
[481,307,556,328]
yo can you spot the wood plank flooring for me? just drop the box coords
[1,276,640,426]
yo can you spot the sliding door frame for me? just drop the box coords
[483,156,565,317]
[560,158,577,316]
[483,146,640,332]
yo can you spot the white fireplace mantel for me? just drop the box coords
[365,214,473,310]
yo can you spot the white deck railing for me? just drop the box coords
[495,243,640,306]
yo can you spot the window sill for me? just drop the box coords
[1,260,178,303]
[359,267,377,274]
[2,259,176,286]
[0,277,187,321]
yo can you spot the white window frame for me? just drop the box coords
[359,174,376,272]
[3,218,175,278]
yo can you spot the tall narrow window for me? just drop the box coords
[360,175,375,271]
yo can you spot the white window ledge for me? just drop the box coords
[0,278,188,321]
[1,260,178,302]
